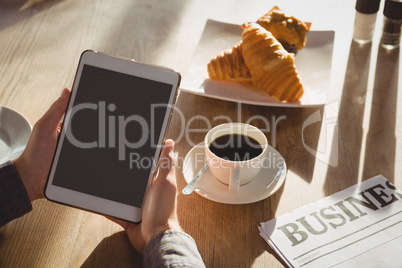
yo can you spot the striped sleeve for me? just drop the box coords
[143,230,205,267]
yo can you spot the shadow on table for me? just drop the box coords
[273,106,324,184]
[324,40,373,195]
[362,45,399,183]
[81,231,142,268]
[0,0,65,30]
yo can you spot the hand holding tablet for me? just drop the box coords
[13,88,72,202]
[44,50,181,223]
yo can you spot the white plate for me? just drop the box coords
[0,106,32,162]
[182,142,287,204]
[181,19,335,107]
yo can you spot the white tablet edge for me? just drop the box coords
[45,50,180,223]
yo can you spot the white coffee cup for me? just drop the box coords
[204,123,268,192]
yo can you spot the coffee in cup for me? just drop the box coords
[208,134,262,161]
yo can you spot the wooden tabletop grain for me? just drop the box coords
[0,0,401,267]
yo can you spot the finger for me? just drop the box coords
[155,140,175,182]
[37,88,71,130]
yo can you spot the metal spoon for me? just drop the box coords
[182,164,208,195]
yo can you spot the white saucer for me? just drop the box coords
[0,106,32,162]
[182,142,287,204]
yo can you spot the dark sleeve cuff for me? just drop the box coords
[0,161,32,227]
[143,230,205,267]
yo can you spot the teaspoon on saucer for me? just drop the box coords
[182,164,209,195]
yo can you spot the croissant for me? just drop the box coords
[257,6,310,50]
[241,22,304,102]
[207,42,252,82]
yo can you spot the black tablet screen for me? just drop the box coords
[51,64,173,207]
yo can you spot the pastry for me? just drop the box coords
[207,41,252,82]
[241,22,304,102]
[206,7,307,102]
[257,6,310,51]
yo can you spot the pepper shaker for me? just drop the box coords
[353,0,381,44]
[381,0,402,48]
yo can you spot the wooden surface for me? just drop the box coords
[0,0,401,267]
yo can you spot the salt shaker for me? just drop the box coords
[353,0,381,44]
[381,0,402,48]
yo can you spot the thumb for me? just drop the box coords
[37,88,71,130]
[154,139,175,183]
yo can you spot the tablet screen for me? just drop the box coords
[51,64,173,207]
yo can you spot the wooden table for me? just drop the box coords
[0,0,400,267]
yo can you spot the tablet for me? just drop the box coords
[45,50,181,223]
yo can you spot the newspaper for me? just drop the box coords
[259,175,402,268]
